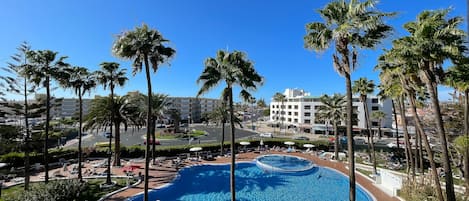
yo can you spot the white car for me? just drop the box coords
[260,133,273,138]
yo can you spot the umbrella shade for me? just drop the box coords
[240,141,250,146]
[303,144,315,148]
[189,147,203,152]
[284,141,295,146]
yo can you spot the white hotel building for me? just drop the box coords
[270,88,393,134]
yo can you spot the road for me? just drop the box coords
[76,124,259,148]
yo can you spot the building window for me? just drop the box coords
[294,119,298,123]
[304,105,311,110]
[288,105,292,109]
[304,112,311,117]
[304,119,311,124]
[372,98,379,103]
[288,118,292,122]
[294,112,298,116]
[288,112,292,115]
[294,105,298,109]
[372,106,379,111]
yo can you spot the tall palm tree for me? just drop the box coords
[59,66,96,181]
[24,50,69,183]
[197,50,263,201]
[95,62,127,184]
[446,58,469,188]
[303,1,393,199]
[377,40,444,200]
[112,23,175,201]
[273,92,286,135]
[317,94,346,160]
[352,77,377,174]
[401,10,467,200]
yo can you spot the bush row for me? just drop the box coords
[0,139,331,167]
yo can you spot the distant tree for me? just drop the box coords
[317,94,345,160]
[273,92,286,134]
[256,98,267,108]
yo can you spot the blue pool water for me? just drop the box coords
[256,154,314,172]
[128,158,373,201]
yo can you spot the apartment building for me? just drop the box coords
[270,88,393,134]
[51,98,93,119]
[166,97,221,123]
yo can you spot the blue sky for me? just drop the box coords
[0,0,466,103]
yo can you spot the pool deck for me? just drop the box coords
[105,151,400,201]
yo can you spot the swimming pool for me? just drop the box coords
[127,157,374,201]
[256,154,315,172]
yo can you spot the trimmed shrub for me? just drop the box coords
[4,179,86,201]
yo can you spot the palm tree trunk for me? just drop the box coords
[221,120,225,156]
[78,88,83,181]
[44,76,50,183]
[228,87,236,201]
[392,100,400,150]
[152,118,156,165]
[143,56,153,201]
[417,129,424,174]
[424,77,455,201]
[23,78,30,190]
[334,121,339,160]
[408,94,444,201]
[464,89,469,189]
[114,122,121,166]
[398,97,414,178]
[106,86,114,185]
[364,100,377,174]
[345,72,356,201]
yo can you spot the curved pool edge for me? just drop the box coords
[255,154,316,173]
[322,166,377,201]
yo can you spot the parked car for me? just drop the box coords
[104,132,113,138]
[293,136,310,141]
[260,133,273,138]
[156,124,165,128]
[143,139,161,145]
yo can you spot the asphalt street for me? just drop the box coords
[79,124,259,148]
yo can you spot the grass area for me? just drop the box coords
[188,130,207,137]
[0,178,134,201]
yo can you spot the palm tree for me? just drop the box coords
[376,40,444,200]
[210,102,229,155]
[401,10,466,200]
[197,50,263,201]
[143,93,170,163]
[273,92,286,135]
[112,23,175,201]
[371,111,385,140]
[59,66,96,181]
[352,78,377,172]
[24,50,69,183]
[303,1,393,199]
[446,59,469,188]
[95,62,127,184]
[317,94,346,160]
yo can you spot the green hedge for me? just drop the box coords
[0,139,330,167]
